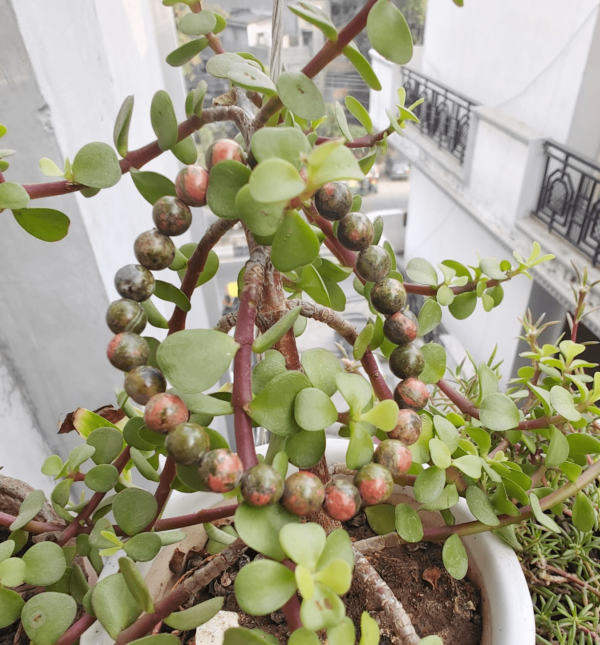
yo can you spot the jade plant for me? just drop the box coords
[0,1,599,644]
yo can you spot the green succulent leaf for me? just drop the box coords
[179,11,217,35]
[130,168,177,205]
[151,90,178,151]
[301,348,342,397]
[336,372,372,415]
[207,160,251,219]
[418,299,442,336]
[234,560,296,615]
[0,588,25,629]
[419,342,446,385]
[277,71,326,121]
[365,504,396,535]
[346,422,374,469]
[289,3,337,40]
[479,393,520,431]
[549,385,582,422]
[448,292,477,320]
[360,399,399,431]
[286,430,326,468]
[465,486,499,526]
[328,617,356,645]
[353,324,374,361]
[119,556,154,614]
[124,532,163,562]
[236,185,286,237]
[529,493,561,533]
[248,371,311,436]
[442,534,468,580]
[10,490,46,531]
[253,308,302,354]
[289,628,320,645]
[113,95,134,158]
[395,503,423,542]
[21,593,77,645]
[452,455,482,479]
[164,597,224,630]
[306,140,364,188]
[300,581,345,631]
[154,280,191,313]
[407,257,438,286]
[113,488,158,536]
[572,492,596,532]
[87,426,124,464]
[166,38,209,67]
[234,503,300,561]
[92,573,143,639]
[85,464,119,492]
[12,208,70,242]
[271,210,321,273]
[251,127,311,171]
[367,0,413,64]
[343,43,382,91]
[294,387,338,431]
[414,466,446,503]
[545,425,569,468]
[22,542,66,586]
[171,136,198,165]
[72,142,121,189]
[280,523,326,572]
[0,182,30,209]
[228,62,277,96]
[314,558,352,595]
[157,329,239,394]
[0,558,26,588]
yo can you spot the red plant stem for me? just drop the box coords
[190,2,226,54]
[282,559,302,631]
[0,512,65,534]
[253,0,379,127]
[22,107,243,200]
[422,457,600,542]
[232,249,267,469]
[438,377,570,431]
[116,584,191,645]
[61,447,131,544]
[153,503,239,532]
[315,126,393,149]
[361,349,394,401]
[0,171,5,183]
[169,218,237,334]
[571,288,586,342]
[55,613,96,645]
[146,457,177,531]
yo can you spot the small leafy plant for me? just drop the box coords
[0,1,598,645]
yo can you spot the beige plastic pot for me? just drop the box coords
[82,438,535,645]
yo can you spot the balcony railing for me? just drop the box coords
[534,141,600,265]
[403,68,478,164]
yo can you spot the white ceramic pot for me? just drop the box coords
[83,439,535,645]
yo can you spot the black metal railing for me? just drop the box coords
[534,141,600,265]
[403,68,478,164]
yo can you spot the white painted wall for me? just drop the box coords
[406,169,534,378]
[0,0,213,487]
[420,0,600,157]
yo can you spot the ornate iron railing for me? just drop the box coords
[403,68,478,164]
[534,141,600,265]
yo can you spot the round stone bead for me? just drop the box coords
[393,378,430,411]
[124,365,167,405]
[355,245,392,283]
[175,165,209,207]
[106,299,147,335]
[165,423,210,466]
[152,196,192,237]
[114,264,155,302]
[134,229,176,271]
[282,471,325,516]
[143,393,189,433]
[337,212,374,252]
[198,449,244,493]
[106,332,149,372]
[370,278,407,315]
[314,181,353,221]
[240,463,284,507]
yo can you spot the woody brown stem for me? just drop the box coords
[353,549,420,645]
[115,539,247,645]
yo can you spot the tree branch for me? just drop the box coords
[190,2,226,55]
[253,0,379,129]
[22,107,245,200]
[115,539,247,645]
[315,126,393,149]
[0,512,64,534]
[55,613,96,645]
[233,247,268,469]
[168,218,237,334]
[153,503,239,532]
[60,447,131,544]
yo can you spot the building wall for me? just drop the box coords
[0,0,211,487]
[420,0,600,157]
[406,169,535,379]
